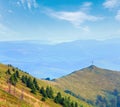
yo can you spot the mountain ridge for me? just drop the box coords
[55,65,120,100]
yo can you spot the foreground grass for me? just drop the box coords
[0,89,32,107]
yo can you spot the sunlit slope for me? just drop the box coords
[0,89,32,107]
[55,65,120,100]
[0,63,93,107]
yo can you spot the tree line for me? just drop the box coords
[6,68,80,107]
[95,89,120,107]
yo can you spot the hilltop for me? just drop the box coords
[55,65,120,101]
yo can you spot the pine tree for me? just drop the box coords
[9,74,17,86]
[6,69,11,75]
[33,78,39,90]
[71,102,74,107]
[46,86,54,98]
[21,75,25,83]
[15,70,20,78]
[54,92,62,104]
[26,77,33,88]
[75,102,78,107]
[40,87,47,98]
[41,97,46,102]
[31,85,36,94]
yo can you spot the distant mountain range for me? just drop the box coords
[0,39,120,78]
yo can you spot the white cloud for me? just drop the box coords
[45,9,103,27]
[103,0,120,21]
[19,0,38,10]
[115,10,120,21]
[80,2,93,12]
[82,2,92,7]
[103,0,120,9]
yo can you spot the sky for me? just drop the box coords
[0,0,120,44]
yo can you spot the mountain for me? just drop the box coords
[0,63,92,107]
[55,65,120,100]
[0,39,120,78]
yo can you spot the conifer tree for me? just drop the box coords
[40,87,47,98]
[54,92,62,104]
[46,86,54,98]
[15,70,20,78]
[26,77,33,88]
[9,74,17,86]
[31,85,36,94]
[6,69,11,75]
[33,78,39,90]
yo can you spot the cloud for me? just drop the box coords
[103,0,120,9]
[115,10,120,21]
[45,8,103,27]
[19,0,38,10]
[80,2,93,11]
[103,0,120,21]
[82,2,92,8]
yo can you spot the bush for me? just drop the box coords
[41,97,46,102]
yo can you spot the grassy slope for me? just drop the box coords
[55,65,120,100]
[0,63,92,107]
[0,89,32,107]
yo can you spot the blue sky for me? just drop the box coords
[0,0,120,43]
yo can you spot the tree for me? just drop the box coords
[110,98,117,107]
[75,102,78,107]
[45,77,51,81]
[71,102,74,107]
[6,69,11,75]
[54,92,62,104]
[26,77,33,88]
[40,87,47,98]
[33,78,39,90]
[9,73,17,86]
[31,85,36,94]
[46,86,54,98]
[41,97,46,102]
[12,68,15,72]
[113,89,119,96]
[117,95,120,107]
[15,70,20,78]
[21,75,25,83]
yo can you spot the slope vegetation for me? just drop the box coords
[0,63,92,107]
[55,65,120,100]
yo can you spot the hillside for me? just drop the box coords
[0,63,92,107]
[55,65,120,101]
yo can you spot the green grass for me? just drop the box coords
[0,63,93,107]
[0,89,32,107]
[55,65,120,100]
